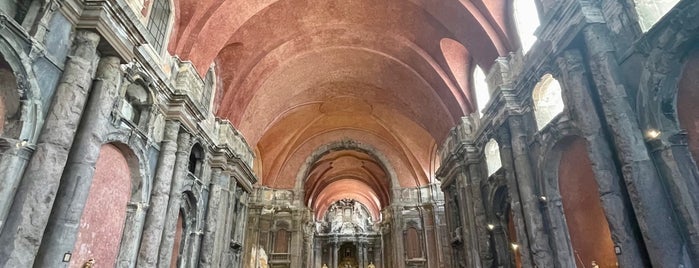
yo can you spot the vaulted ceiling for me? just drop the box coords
[169,0,514,217]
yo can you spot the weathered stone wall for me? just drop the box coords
[439,0,699,267]
[0,1,256,267]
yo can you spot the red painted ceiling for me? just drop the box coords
[169,0,513,217]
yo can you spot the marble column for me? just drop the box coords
[199,167,229,267]
[556,49,647,267]
[157,131,192,266]
[0,30,101,268]
[582,23,689,266]
[137,120,182,267]
[34,55,122,267]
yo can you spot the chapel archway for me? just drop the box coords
[557,137,617,268]
[71,144,133,267]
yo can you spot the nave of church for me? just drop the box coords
[0,0,697,267]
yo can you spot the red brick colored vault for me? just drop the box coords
[168,0,513,201]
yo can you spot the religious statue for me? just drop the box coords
[322,264,328,268]
[367,261,376,268]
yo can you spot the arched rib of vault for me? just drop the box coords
[226,46,459,146]
[170,0,508,76]
[304,152,390,208]
[257,107,434,188]
[313,181,382,221]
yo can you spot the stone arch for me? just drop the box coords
[0,34,42,143]
[484,183,518,267]
[172,191,198,267]
[295,140,399,197]
[71,144,136,267]
[532,74,564,130]
[512,0,540,53]
[540,135,617,268]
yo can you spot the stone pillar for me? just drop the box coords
[646,132,699,263]
[462,145,490,268]
[582,23,689,266]
[0,143,33,231]
[116,202,149,268]
[34,55,122,267]
[137,120,182,267]
[332,242,338,268]
[220,180,239,267]
[199,167,228,267]
[157,131,192,266]
[0,30,101,268]
[496,127,533,268]
[358,242,365,268]
[504,115,554,267]
[556,49,647,267]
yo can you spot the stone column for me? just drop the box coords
[137,120,182,267]
[462,145,490,268]
[157,131,191,266]
[504,115,554,267]
[496,128,532,268]
[332,241,338,268]
[0,30,101,268]
[34,55,122,267]
[199,167,229,267]
[556,49,647,267]
[646,132,699,262]
[0,143,33,231]
[582,23,689,266]
[358,242,365,268]
[116,202,149,268]
[220,180,239,267]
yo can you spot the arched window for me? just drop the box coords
[513,0,540,54]
[473,65,489,117]
[146,0,171,51]
[188,144,204,178]
[532,74,564,130]
[633,0,681,32]
[405,227,422,259]
[485,139,502,176]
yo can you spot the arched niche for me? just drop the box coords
[633,0,681,32]
[71,144,134,267]
[532,74,564,130]
[485,139,502,176]
[512,0,540,54]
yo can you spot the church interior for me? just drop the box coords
[0,0,697,267]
